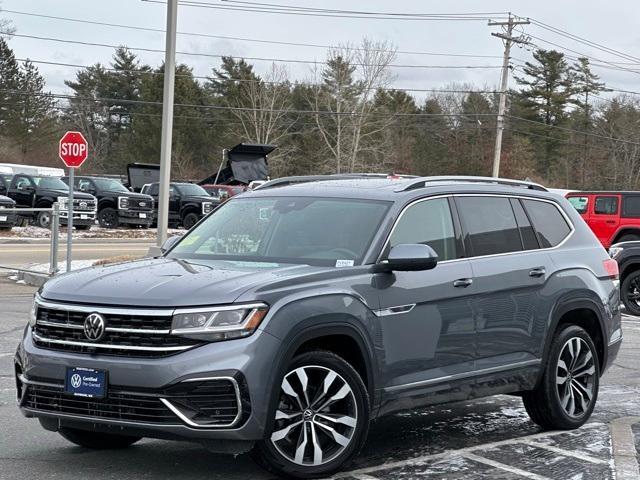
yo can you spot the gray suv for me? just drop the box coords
[15,176,622,478]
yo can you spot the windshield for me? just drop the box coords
[93,178,129,193]
[176,183,208,197]
[32,176,68,190]
[168,196,390,266]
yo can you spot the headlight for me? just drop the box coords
[202,202,212,215]
[29,298,38,327]
[57,196,69,211]
[609,246,623,259]
[118,197,130,210]
[171,303,268,341]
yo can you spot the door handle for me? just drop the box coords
[529,267,546,278]
[453,278,473,288]
[606,220,616,224]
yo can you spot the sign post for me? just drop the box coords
[58,131,88,273]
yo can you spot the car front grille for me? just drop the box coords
[73,198,97,212]
[22,383,180,424]
[19,377,246,428]
[128,198,154,211]
[32,304,202,358]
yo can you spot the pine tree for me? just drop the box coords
[0,37,20,138]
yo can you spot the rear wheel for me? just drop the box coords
[97,207,120,229]
[253,351,370,479]
[58,427,141,449]
[523,325,599,430]
[182,212,199,230]
[622,270,640,316]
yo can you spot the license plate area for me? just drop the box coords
[65,367,107,399]
[139,213,147,218]
[0,216,6,222]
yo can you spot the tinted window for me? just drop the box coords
[623,195,640,217]
[32,176,68,190]
[389,198,457,261]
[594,196,618,215]
[511,199,539,250]
[176,184,208,196]
[457,197,522,256]
[522,199,572,248]
[149,184,159,196]
[12,175,32,189]
[568,196,589,214]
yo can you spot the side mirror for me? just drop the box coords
[379,244,438,272]
[146,234,183,258]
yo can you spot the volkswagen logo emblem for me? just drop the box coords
[83,313,106,341]
[70,373,82,389]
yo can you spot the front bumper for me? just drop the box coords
[118,209,154,225]
[15,327,282,442]
[0,210,16,226]
[60,211,96,226]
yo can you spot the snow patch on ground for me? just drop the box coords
[0,226,183,241]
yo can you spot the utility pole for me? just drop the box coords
[489,13,530,178]
[157,0,178,246]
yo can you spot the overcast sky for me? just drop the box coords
[2,0,640,100]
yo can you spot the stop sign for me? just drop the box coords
[59,131,88,168]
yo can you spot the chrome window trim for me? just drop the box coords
[376,193,575,265]
[32,331,192,352]
[384,359,541,393]
[160,376,242,429]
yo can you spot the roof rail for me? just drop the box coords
[257,173,412,190]
[397,176,548,192]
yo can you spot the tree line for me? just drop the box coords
[1,33,640,190]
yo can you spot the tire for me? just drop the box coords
[252,350,370,479]
[622,270,640,316]
[618,234,640,242]
[182,212,199,230]
[523,325,600,430]
[58,427,141,449]
[75,225,92,231]
[97,207,120,229]
[36,211,51,229]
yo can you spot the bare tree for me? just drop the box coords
[0,3,15,39]
[309,39,397,173]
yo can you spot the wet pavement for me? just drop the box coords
[1,276,639,479]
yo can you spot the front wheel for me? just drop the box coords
[523,325,599,430]
[253,351,370,479]
[58,427,141,449]
[182,212,199,230]
[622,270,640,316]
[36,211,51,229]
[97,207,120,229]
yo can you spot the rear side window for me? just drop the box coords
[522,199,572,248]
[511,199,539,250]
[568,196,589,214]
[456,196,522,256]
[623,195,640,217]
[389,198,457,261]
[594,196,618,215]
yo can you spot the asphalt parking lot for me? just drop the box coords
[1,276,640,480]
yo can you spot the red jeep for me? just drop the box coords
[566,192,640,247]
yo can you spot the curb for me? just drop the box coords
[610,416,640,480]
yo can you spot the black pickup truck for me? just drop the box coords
[610,241,640,315]
[140,182,217,229]
[63,176,154,229]
[6,173,97,229]
[0,194,17,231]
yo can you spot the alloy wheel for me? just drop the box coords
[556,337,596,418]
[270,365,358,467]
[626,276,640,309]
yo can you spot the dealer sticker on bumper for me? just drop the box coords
[65,367,107,398]
[139,213,147,218]
[0,216,6,222]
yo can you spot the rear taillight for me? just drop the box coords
[603,258,619,280]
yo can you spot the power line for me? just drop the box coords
[15,57,504,95]
[2,9,503,59]
[143,1,509,22]
[2,31,503,70]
